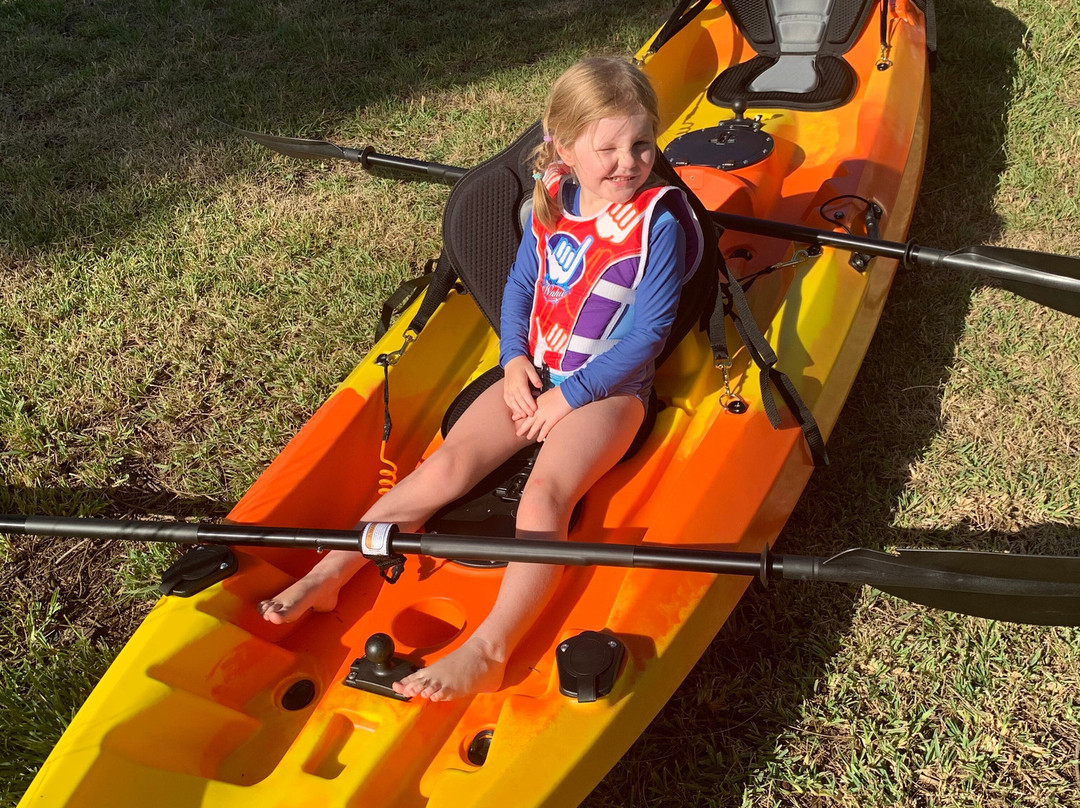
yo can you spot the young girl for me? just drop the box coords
[258,56,703,702]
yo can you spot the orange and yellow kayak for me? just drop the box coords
[19,2,930,805]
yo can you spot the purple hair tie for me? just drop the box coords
[542,135,553,142]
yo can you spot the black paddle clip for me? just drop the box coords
[159,544,237,597]
[357,522,406,584]
[819,195,882,272]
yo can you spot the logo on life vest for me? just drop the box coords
[596,203,646,244]
[543,234,594,300]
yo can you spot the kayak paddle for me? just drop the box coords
[4,514,1079,627]
[709,211,1080,318]
[228,125,468,183]
[231,128,1080,316]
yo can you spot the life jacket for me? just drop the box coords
[527,178,703,375]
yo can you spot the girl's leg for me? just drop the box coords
[395,393,644,700]
[259,380,534,623]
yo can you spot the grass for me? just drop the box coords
[0,592,114,791]
[1,0,1078,805]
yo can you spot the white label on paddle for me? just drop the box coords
[359,522,394,557]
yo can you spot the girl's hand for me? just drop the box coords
[503,356,542,419]
[516,387,572,442]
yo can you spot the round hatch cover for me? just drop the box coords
[664,121,774,171]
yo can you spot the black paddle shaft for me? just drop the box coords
[0,514,764,575]
[708,211,1080,300]
[4,514,1080,626]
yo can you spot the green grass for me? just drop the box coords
[0,592,114,791]
[1,0,1079,805]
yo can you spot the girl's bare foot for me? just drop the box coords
[393,636,506,701]
[258,567,345,624]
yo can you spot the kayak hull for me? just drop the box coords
[20,3,930,806]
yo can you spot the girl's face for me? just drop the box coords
[556,112,655,214]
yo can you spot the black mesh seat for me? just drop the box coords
[708,0,879,111]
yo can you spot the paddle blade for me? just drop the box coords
[790,548,1080,626]
[229,125,361,162]
[963,246,1080,316]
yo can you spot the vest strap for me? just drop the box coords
[568,335,619,355]
[593,279,638,305]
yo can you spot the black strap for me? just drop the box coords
[407,253,458,335]
[720,264,781,424]
[373,554,406,583]
[765,367,829,465]
[376,267,429,341]
[708,259,829,467]
[375,254,459,341]
[648,0,712,54]
[708,270,731,367]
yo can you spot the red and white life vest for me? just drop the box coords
[527,179,700,374]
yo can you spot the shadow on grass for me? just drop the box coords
[585,1,1038,805]
[0,486,231,521]
[0,0,668,253]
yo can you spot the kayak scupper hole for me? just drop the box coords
[390,598,467,651]
[281,678,317,711]
[465,728,495,766]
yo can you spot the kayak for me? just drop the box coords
[18,1,931,806]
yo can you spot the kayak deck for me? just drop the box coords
[19,3,930,806]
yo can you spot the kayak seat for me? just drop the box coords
[708,0,879,111]
[430,369,657,538]
[424,121,718,541]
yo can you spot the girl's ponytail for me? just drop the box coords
[531,134,561,230]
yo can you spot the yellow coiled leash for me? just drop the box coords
[374,331,415,495]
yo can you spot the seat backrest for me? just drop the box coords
[440,123,719,368]
[441,123,543,334]
[722,0,878,59]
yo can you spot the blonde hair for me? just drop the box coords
[532,57,661,229]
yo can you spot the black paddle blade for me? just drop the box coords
[963,246,1080,316]
[787,548,1080,626]
[230,125,361,162]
